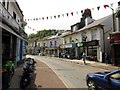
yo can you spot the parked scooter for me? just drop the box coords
[20,58,36,89]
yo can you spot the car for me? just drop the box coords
[86,69,120,90]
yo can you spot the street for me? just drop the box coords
[26,55,109,89]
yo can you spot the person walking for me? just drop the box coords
[105,53,109,65]
[82,52,87,65]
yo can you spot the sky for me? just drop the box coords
[16,0,120,35]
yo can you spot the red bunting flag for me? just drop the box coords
[104,5,109,9]
[86,8,89,13]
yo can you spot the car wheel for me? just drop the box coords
[87,79,97,90]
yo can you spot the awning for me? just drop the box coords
[0,22,28,42]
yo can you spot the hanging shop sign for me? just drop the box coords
[110,33,120,43]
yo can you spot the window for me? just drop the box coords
[50,41,52,47]
[7,1,9,10]
[55,41,57,46]
[110,72,120,82]
[82,32,87,41]
[2,0,5,6]
[91,30,97,40]
[13,12,16,19]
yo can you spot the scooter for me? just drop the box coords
[20,63,32,89]
[20,58,36,89]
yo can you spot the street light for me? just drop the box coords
[106,5,115,32]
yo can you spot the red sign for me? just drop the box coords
[110,33,120,43]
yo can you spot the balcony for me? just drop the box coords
[0,3,19,31]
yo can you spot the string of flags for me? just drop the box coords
[24,1,119,22]
[26,1,120,31]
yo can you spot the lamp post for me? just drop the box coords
[106,5,115,32]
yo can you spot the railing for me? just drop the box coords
[0,3,19,31]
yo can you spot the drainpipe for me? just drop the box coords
[100,25,105,63]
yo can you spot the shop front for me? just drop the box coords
[59,43,76,59]
[86,40,99,61]
[110,32,120,66]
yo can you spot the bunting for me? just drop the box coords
[24,1,119,22]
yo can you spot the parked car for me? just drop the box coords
[86,69,120,90]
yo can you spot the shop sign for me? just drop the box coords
[72,43,77,48]
[65,44,72,48]
[110,33,120,43]
[87,40,99,46]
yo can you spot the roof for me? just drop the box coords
[62,15,112,38]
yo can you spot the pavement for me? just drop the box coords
[56,57,119,71]
[8,58,67,90]
[7,55,120,89]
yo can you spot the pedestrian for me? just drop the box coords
[105,53,109,65]
[82,52,87,65]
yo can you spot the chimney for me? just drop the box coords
[85,17,94,26]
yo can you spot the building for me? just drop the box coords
[60,15,113,63]
[1,0,27,67]
[109,2,120,66]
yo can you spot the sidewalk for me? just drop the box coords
[56,57,119,71]
[9,59,67,89]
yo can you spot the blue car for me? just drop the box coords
[86,69,120,90]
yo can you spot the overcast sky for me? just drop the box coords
[16,0,119,35]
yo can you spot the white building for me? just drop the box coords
[1,0,27,67]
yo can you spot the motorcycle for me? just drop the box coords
[20,58,36,89]
[20,66,32,89]
[2,60,15,90]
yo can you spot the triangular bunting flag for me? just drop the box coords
[58,15,60,18]
[71,12,73,16]
[118,1,120,6]
[54,16,56,19]
[42,17,44,20]
[91,8,94,11]
[50,16,52,19]
[76,11,78,14]
[62,14,64,17]
[86,8,89,13]
[110,3,113,7]
[66,13,69,17]
[97,6,100,10]
[104,5,109,9]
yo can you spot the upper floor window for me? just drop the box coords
[13,12,16,19]
[69,37,72,43]
[91,30,97,40]
[2,0,5,6]
[55,41,57,46]
[50,41,52,47]
[82,32,87,42]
